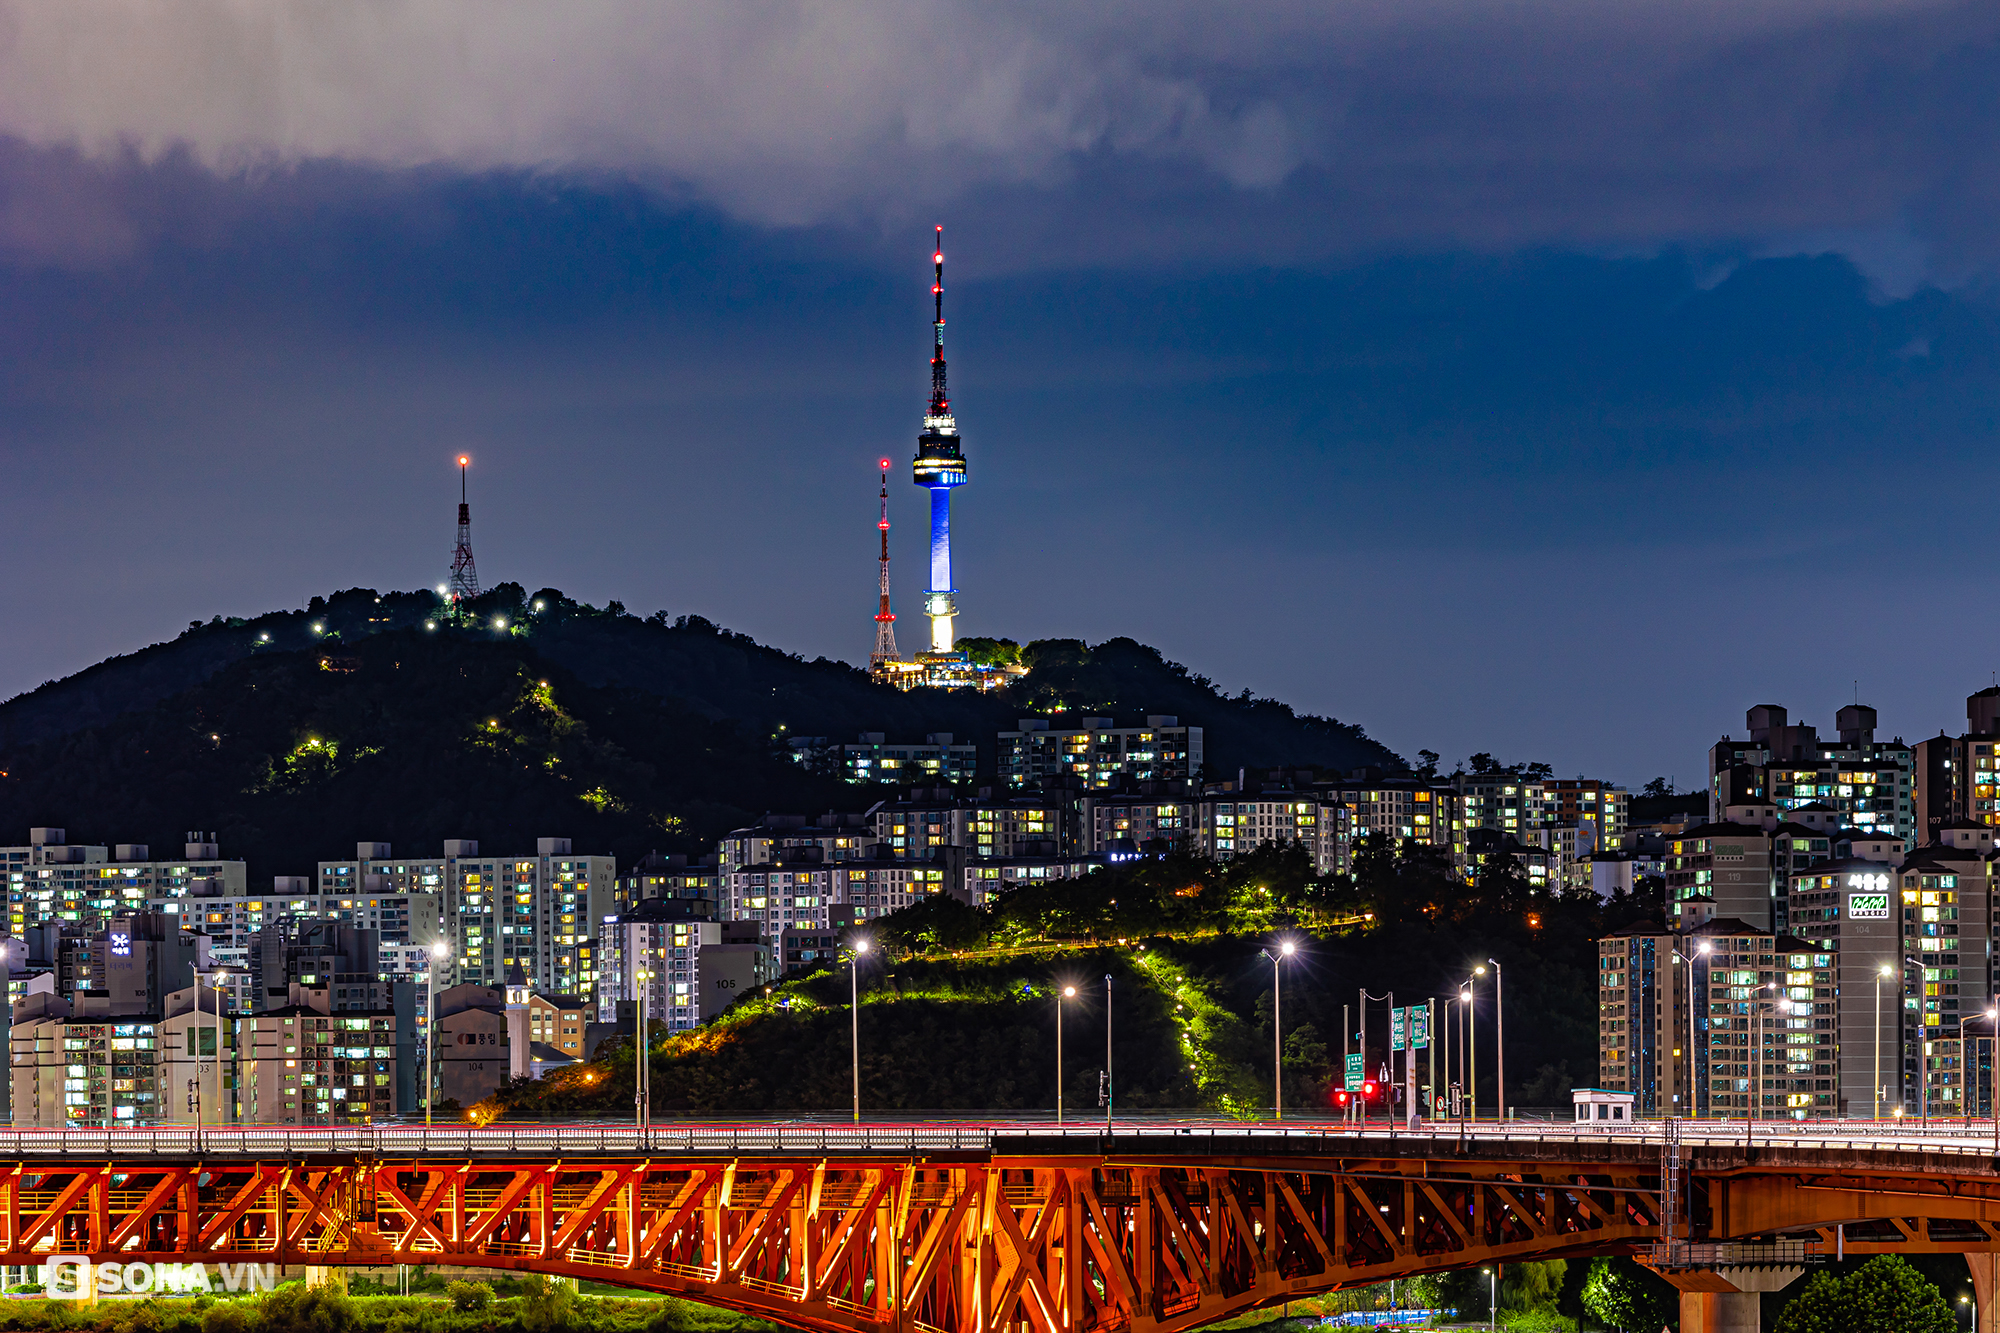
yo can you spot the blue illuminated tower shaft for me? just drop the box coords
[912,225,966,654]
[928,487,954,648]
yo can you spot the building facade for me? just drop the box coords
[998,717,1202,791]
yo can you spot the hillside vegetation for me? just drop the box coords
[0,583,1399,867]
[490,845,1663,1121]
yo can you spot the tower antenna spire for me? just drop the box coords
[870,459,901,669]
[929,224,948,418]
[449,454,481,607]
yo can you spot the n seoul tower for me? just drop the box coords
[912,225,968,656]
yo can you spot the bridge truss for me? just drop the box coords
[0,1140,1661,1333]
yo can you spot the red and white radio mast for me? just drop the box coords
[870,459,901,668]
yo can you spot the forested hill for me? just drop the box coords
[0,583,1401,870]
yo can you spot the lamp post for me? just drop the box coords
[1483,1266,1497,1332]
[1261,940,1296,1120]
[1468,966,1486,1121]
[1104,972,1114,1130]
[849,938,872,1123]
[1057,986,1075,1124]
[634,965,652,1144]
[1487,958,1504,1120]
[1672,943,1709,1120]
[1963,1007,2000,1152]
[425,942,450,1129]
[1459,986,1472,1125]
[1749,982,1778,1144]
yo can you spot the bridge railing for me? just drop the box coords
[0,1118,1996,1159]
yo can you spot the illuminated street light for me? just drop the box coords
[849,939,872,1123]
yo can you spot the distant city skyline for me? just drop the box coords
[3,5,2000,789]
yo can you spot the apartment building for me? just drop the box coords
[1600,920,1838,1120]
[998,716,1202,790]
[9,994,166,1127]
[962,855,1105,906]
[1711,703,1915,846]
[868,793,1071,859]
[1666,821,1778,930]
[790,732,979,786]
[1326,779,1457,849]
[1597,924,1691,1115]
[525,992,590,1060]
[614,852,720,915]
[6,830,248,938]
[1542,780,1631,854]
[235,1003,399,1125]
[594,909,772,1030]
[1080,792,1196,858]
[1196,793,1350,876]
[316,839,614,1000]
[719,815,879,870]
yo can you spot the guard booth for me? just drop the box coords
[1572,1088,1638,1124]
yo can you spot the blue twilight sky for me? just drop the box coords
[3,2,2000,787]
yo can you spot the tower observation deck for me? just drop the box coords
[913,226,966,655]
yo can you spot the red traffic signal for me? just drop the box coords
[1363,1081,1377,1097]
[1333,1090,1350,1107]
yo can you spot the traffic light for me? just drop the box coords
[1362,1080,1378,1100]
[1333,1090,1350,1108]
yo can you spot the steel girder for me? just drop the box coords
[0,1152,1660,1333]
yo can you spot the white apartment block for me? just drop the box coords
[151,882,445,1014]
[315,839,614,999]
[6,830,246,938]
[998,716,1203,790]
[1196,798,1351,876]
[869,800,1064,859]
[962,856,1102,905]
[1081,797,1196,856]
[595,916,773,1030]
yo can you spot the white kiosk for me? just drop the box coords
[1572,1087,1638,1124]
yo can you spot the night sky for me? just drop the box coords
[3,3,2000,786]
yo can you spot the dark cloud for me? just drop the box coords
[3,2,2000,277]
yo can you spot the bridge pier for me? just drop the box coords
[1663,1265,1803,1333]
[1972,1251,1999,1333]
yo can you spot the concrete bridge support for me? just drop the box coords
[1665,1265,1802,1333]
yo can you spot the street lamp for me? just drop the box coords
[1749,982,1779,1143]
[190,968,241,1142]
[1057,986,1076,1124]
[1487,959,1504,1121]
[1672,942,1710,1120]
[425,942,450,1128]
[1104,973,1115,1130]
[633,964,652,1143]
[849,938,871,1124]
[1483,1267,1497,1332]
[1468,966,1486,1122]
[1261,940,1297,1120]
[1876,964,1895,1119]
[1963,1006,2000,1154]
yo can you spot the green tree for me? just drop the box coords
[1578,1256,1676,1332]
[255,1285,356,1333]
[1502,1259,1566,1313]
[1774,1256,1955,1333]
[446,1281,494,1313]
[519,1274,578,1333]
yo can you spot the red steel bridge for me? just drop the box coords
[4,1121,2000,1333]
